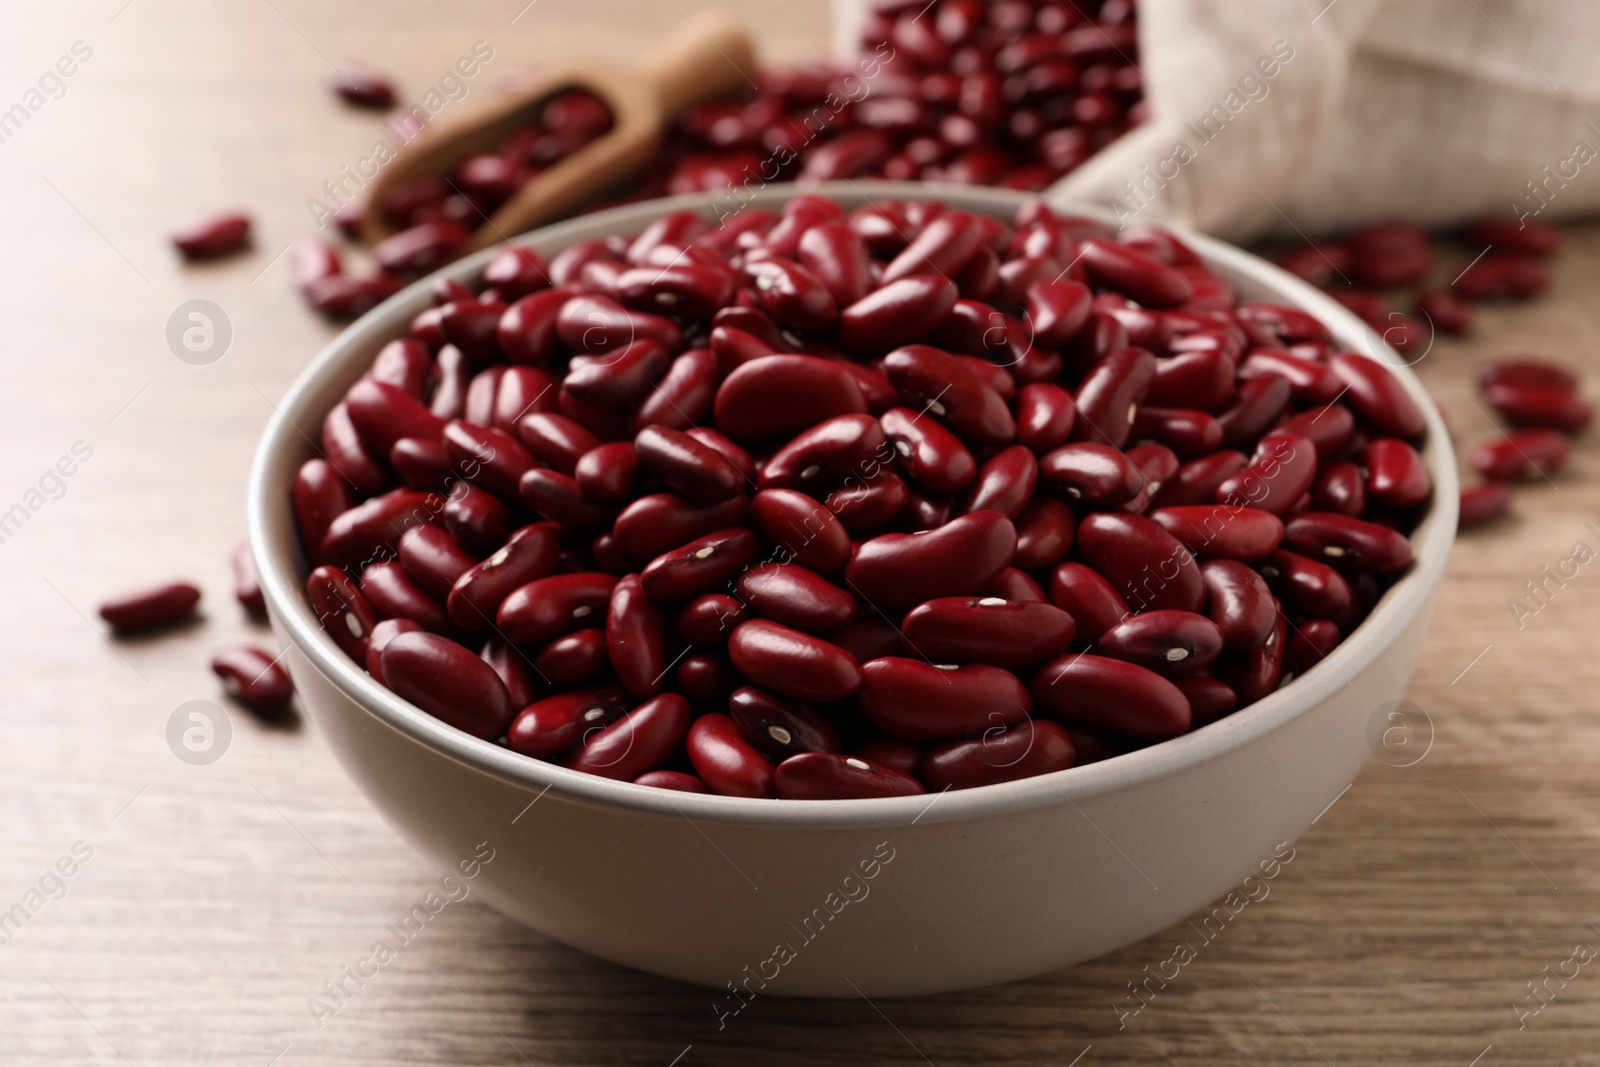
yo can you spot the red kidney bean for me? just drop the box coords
[1479,359,1579,394]
[881,407,977,493]
[714,355,867,444]
[1199,559,1276,650]
[639,526,760,603]
[859,658,1030,742]
[1146,348,1235,414]
[465,366,507,426]
[835,275,960,354]
[824,470,908,530]
[480,636,536,708]
[1360,438,1431,509]
[362,561,452,634]
[710,324,781,374]
[1150,451,1249,509]
[1175,676,1236,726]
[746,258,838,333]
[633,770,708,793]
[632,348,719,432]
[440,301,509,366]
[606,574,667,698]
[962,445,1038,519]
[1283,512,1412,575]
[1149,505,1284,561]
[1096,610,1223,677]
[305,275,401,321]
[321,489,443,567]
[737,563,855,634]
[611,492,749,560]
[1076,512,1204,614]
[1015,382,1077,452]
[381,631,511,739]
[1079,238,1193,307]
[231,542,265,617]
[615,264,735,321]
[1414,290,1472,336]
[1215,433,1317,516]
[688,713,776,798]
[1470,429,1569,481]
[428,346,469,420]
[728,619,861,702]
[533,628,608,686]
[373,221,468,276]
[496,571,616,646]
[557,295,683,355]
[332,64,395,108]
[442,419,536,500]
[1463,216,1561,256]
[1284,618,1341,676]
[307,565,378,660]
[628,212,708,265]
[1012,496,1076,569]
[574,442,639,503]
[367,339,433,399]
[749,489,851,574]
[497,290,569,364]
[1260,548,1353,620]
[900,596,1074,667]
[1216,374,1292,451]
[565,692,692,781]
[1043,562,1124,645]
[294,459,354,561]
[883,344,1016,446]
[1452,251,1550,301]
[1310,461,1367,516]
[321,403,389,496]
[798,222,873,307]
[1130,407,1223,459]
[507,687,630,757]
[729,686,842,761]
[481,245,549,300]
[774,753,926,799]
[634,425,744,503]
[1031,653,1191,739]
[672,593,746,644]
[919,718,1075,790]
[1328,353,1425,439]
[1239,349,1341,405]
[367,618,423,686]
[564,339,672,408]
[1221,603,1287,704]
[880,210,985,286]
[1483,382,1593,433]
[1459,482,1512,528]
[517,411,601,474]
[441,483,511,556]
[759,414,887,495]
[1069,346,1155,449]
[172,212,251,259]
[210,645,294,714]
[1024,279,1092,346]
[1037,442,1142,505]
[517,469,615,533]
[492,366,559,432]
[1274,403,1359,460]
[846,510,1016,610]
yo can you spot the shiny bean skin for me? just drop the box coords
[826,611,905,664]
[507,687,630,758]
[1024,279,1093,346]
[632,348,719,432]
[639,527,760,603]
[827,472,911,531]
[480,637,536,709]
[835,275,960,355]
[728,619,862,702]
[210,645,294,714]
[362,561,453,634]
[1275,404,1359,460]
[1079,238,1193,307]
[634,425,743,503]
[774,752,926,799]
[1285,618,1342,676]
[1199,559,1276,650]
[532,628,608,687]
[881,407,977,493]
[1069,346,1155,449]
[1360,438,1431,509]
[307,565,378,660]
[633,769,709,793]
[1221,604,1287,704]
[381,631,512,740]
[366,339,432,399]
[1483,382,1593,433]
[737,563,856,633]
[611,492,749,560]
[1012,496,1076,570]
[442,483,512,556]
[1045,562,1129,646]
[882,344,1016,446]
[442,418,537,499]
[566,693,692,780]
[574,441,639,502]
[323,402,392,492]
[1470,429,1570,481]
[1215,433,1318,516]
[746,257,838,333]
[672,594,746,645]
[516,412,602,474]
[1147,348,1236,413]
[1015,382,1077,452]
[845,510,1017,610]
[1150,450,1249,509]
[962,445,1038,518]
[1130,407,1223,460]
[687,713,776,798]
[1310,461,1367,516]
[748,489,851,574]
[564,339,672,408]
[1258,549,1352,619]
[518,469,616,533]
[344,378,447,460]
[172,212,252,259]
[321,489,444,567]
[1030,653,1191,739]
[1216,374,1292,450]
[496,572,618,645]
[729,686,842,761]
[714,355,867,444]
[1239,349,1342,405]
[615,264,735,321]
[556,295,683,356]
[99,581,201,631]
[1328,353,1425,439]
[447,523,559,629]
[798,222,874,307]
[1149,505,1284,561]
[497,290,569,364]
[1096,610,1223,677]
[1076,512,1205,614]
[920,719,1076,791]
[1459,482,1513,528]
[901,596,1074,668]
[366,618,423,686]
[1282,512,1413,575]
[1037,442,1143,505]
[1479,359,1579,394]
[606,574,667,698]
[759,414,888,495]
[859,658,1030,741]
[390,436,454,491]
[294,459,354,562]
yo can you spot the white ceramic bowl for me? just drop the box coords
[248,182,1457,998]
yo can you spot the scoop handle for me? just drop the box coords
[639,10,758,119]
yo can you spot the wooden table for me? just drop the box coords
[3,2,1598,1063]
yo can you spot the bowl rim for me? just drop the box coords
[247,180,1458,828]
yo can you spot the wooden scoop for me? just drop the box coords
[361,11,757,255]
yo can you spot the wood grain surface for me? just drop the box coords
[3,2,1599,1064]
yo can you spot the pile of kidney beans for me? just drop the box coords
[1272,216,1588,527]
[290,191,1430,800]
[291,0,1140,320]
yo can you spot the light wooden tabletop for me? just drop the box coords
[3,2,1599,1064]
